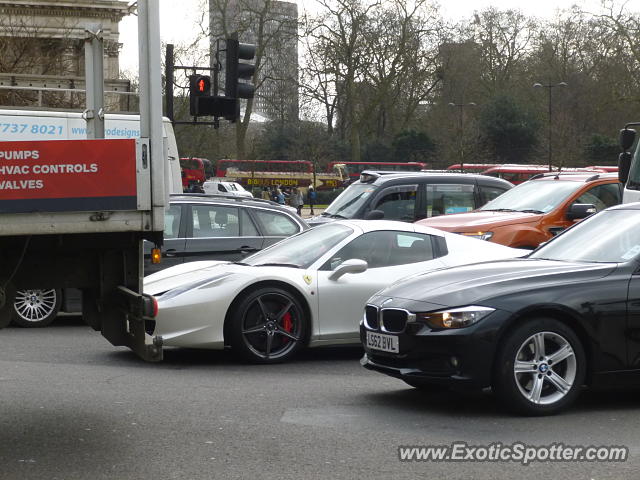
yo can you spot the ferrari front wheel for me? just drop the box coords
[229,287,307,364]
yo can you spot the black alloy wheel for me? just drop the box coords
[229,287,306,364]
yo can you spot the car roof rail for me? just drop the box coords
[170,193,283,207]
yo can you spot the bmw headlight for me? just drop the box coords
[415,306,495,329]
[458,231,493,241]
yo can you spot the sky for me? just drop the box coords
[118,0,631,75]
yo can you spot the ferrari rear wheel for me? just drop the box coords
[229,287,307,364]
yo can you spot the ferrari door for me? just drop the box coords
[315,230,446,341]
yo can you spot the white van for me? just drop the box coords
[202,178,253,198]
[0,109,182,193]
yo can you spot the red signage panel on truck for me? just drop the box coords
[0,139,137,213]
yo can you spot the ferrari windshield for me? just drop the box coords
[245,224,354,268]
[530,209,640,263]
[480,180,582,214]
[324,183,377,218]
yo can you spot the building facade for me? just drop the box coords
[209,0,299,123]
[0,0,132,110]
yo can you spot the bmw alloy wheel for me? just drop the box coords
[513,331,577,405]
[493,318,585,415]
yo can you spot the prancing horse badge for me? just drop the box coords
[303,274,313,285]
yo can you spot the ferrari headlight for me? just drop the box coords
[415,306,495,329]
[158,273,234,301]
[458,231,493,241]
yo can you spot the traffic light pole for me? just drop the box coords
[164,43,219,126]
[164,33,255,127]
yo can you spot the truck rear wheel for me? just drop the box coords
[12,288,61,328]
[0,282,16,329]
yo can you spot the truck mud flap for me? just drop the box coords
[97,286,163,362]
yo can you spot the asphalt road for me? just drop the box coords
[1,318,639,480]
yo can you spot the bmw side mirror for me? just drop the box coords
[364,209,385,220]
[328,259,368,281]
[567,203,596,221]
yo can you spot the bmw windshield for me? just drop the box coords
[323,183,377,218]
[244,223,353,268]
[480,180,583,214]
[531,209,640,263]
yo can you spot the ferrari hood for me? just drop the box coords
[144,261,233,296]
[416,210,541,232]
[377,258,616,308]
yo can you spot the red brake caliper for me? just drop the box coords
[282,312,292,343]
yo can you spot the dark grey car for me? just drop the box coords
[144,194,308,275]
[308,171,513,227]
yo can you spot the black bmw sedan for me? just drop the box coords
[361,202,640,415]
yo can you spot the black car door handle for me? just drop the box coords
[165,249,177,257]
[240,246,258,252]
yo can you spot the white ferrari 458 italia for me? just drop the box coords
[144,220,523,363]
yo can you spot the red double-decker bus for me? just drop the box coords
[216,159,345,189]
[446,163,499,173]
[180,157,210,190]
[327,161,428,182]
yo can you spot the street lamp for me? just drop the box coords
[448,102,476,172]
[533,82,568,171]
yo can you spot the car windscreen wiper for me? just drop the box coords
[232,261,250,265]
[253,262,301,268]
[482,208,517,212]
[519,209,545,214]
[330,213,348,219]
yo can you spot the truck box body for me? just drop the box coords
[0,109,182,195]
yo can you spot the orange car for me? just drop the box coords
[415,172,622,249]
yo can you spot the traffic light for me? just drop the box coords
[189,74,211,116]
[225,37,256,101]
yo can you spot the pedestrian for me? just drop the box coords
[275,187,285,205]
[261,187,270,201]
[292,187,304,216]
[308,186,317,215]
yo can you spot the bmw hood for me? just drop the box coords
[377,258,617,308]
[144,261,233,296]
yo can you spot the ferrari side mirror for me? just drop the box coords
[328,258,368,281]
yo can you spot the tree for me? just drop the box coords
[584,134,619,165]
[479,95,540,162]
[392,129,436,163]
[299,0,443,161]
[207,0,298,158]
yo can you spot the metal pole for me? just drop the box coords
[548,87,552,172]
[138,0,167,216]
[84,25,105,139]
[458,105,464,172]
[534,82,567,172]
[165,43,174,123]
[449,102,476,172]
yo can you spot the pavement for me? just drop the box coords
[0,320,639,480]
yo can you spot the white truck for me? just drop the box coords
[619,125,640,202]
[0,0,167,361]
[0,109,182,194]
